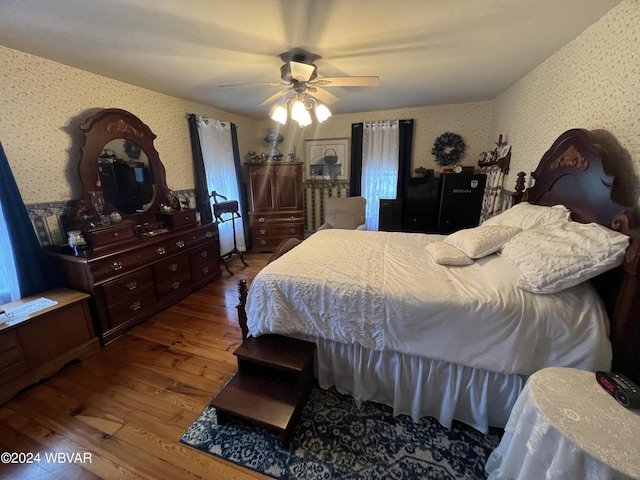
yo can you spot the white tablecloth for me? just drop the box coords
[486,367,640,480]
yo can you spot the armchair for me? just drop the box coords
[318,196,366,231]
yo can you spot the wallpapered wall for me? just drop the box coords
[3,0,638,242]
[255,101,493,176]
[489,0,640,210]
[0,45,259,205]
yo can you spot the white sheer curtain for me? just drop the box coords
[196,118,246,254]
[361,120,400,231]
[0,201,19,304]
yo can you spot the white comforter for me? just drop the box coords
[246,229,612,376]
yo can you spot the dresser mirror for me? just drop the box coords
[76,108,170,225]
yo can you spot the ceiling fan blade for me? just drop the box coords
[307,87,340,105]
[312,76,380,87]
[259,89,291,107]
[219,81,287,88]
[289,61,317,82]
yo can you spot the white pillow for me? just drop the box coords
[483,202,571,230]
[425,242,474,266]
[444,225,523,258]
[501,221,629,294]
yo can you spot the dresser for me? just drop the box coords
[0,288,100,404]
[51,222,221,344]
[246,162,304,252]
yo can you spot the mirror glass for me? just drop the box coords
[97,139,155,214]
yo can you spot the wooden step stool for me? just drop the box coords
[210,334,316,448]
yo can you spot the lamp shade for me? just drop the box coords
[291,99,312,127]
[315,103,332,123]
[269,104,288,125]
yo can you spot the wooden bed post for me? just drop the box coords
[512,172,526,205]
[605,215,640,382]
[237,279,249,341]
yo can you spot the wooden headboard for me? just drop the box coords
[514,128,640,382]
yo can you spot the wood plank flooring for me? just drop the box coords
[0,253,272,480]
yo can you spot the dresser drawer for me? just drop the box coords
[252,235,304,251]
[90,242,171,281]
[168,224,218,253]
[252,223,303,238]
[189,242,220,267]
[107,287,157,329]
[87,222,135,250]
[156,271,191,298]
[249,211,304,225]
[153,254,190,283]
[102,267,154,307]
[0,331,28,386]
[191,257,220,284]
[157,209,197,228]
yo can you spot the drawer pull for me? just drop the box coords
[202,266,210,274]
[290,228,297,234]
[290,216,296,220]
[258,217,265,223]
[113,232,119,237]
[130,301,141,311]
[205,231,213,238]
[111,261,123,271]
[125,281,138,291]
[259,229,266,235]
[169,263,178,272]
[172,281,181,290]
[175,240,185,248]
[260,239,267,245]
[156,246,166,255]
[200,250,208,258]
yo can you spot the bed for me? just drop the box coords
[238,129,640,433]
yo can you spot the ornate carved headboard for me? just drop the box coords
[514,128,640,382]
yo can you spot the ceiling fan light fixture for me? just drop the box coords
[269,103,288,125]
[315,103,332,123]
[291,99,312,127]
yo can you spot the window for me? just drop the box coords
[0,201,19,304]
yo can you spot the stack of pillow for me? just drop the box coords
[425,202,630,294]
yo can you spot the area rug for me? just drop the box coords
[180,388,501,479]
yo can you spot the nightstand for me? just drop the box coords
[485,367,640,479]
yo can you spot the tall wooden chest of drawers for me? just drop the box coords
[246,162,304,252]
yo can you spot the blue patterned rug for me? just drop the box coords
[180,388,501,479]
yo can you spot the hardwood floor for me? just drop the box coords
[0,253,272,480]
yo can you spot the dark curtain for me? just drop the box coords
[397,119,414,200]
[187,114,213,225]
[229,123,250,248]
[350,123,364,196]
[0,142,59,297]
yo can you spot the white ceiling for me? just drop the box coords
[0,0,622,120]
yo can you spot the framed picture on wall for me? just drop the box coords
[304,138,350,181]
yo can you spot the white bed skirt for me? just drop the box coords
[309,336,526,433]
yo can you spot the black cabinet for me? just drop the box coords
[403,177,440,233]
[437,174,487,234]
[379,199,403,232]
[378,174,487,234]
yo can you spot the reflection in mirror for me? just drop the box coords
[97,139,155,214]
[77,108,170,225]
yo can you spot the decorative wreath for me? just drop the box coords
[431,132,466,166]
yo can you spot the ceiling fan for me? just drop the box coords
[219,48,380,126]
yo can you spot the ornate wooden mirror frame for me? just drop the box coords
[76,108,170,225]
